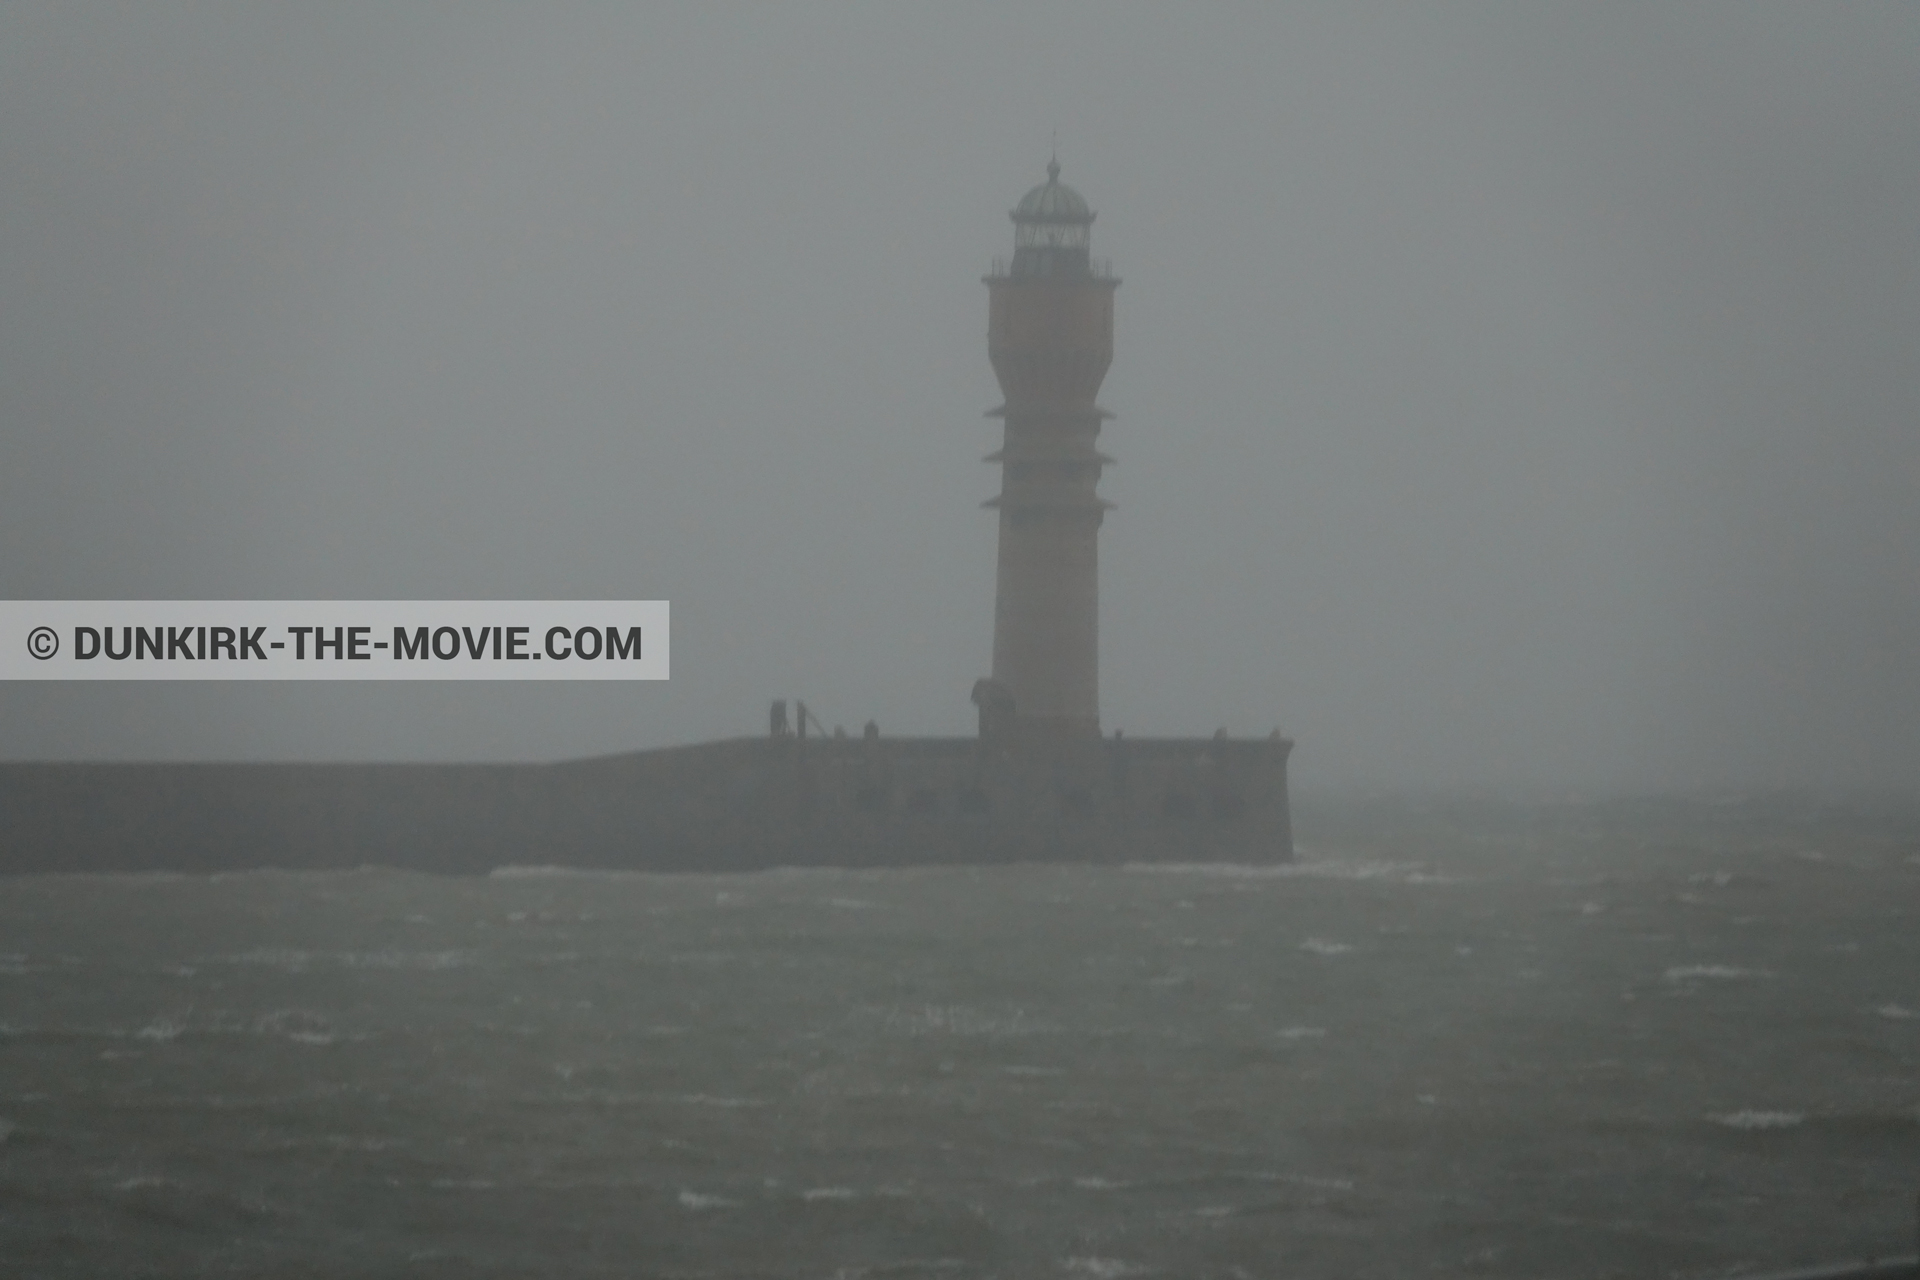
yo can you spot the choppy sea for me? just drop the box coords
[2,799,1916,1278]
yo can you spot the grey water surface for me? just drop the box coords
[2,805,1916,1278]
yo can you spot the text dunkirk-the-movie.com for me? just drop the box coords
[1,602,668,681]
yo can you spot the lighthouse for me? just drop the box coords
[980,160,1120,744]
[1,155,1294,875]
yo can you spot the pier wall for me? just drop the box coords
[0,735,1291,874]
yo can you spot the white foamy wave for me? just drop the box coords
[1709,1110,1805,1130]
[1277,1026,1328,1039]
[1064,1258,1145,1278]
[1299,939,1353,956]
[1664,965,1770,982]
[252,1009,341,1044]
[489,865,646,880]
[878,1004,1051,1038]
[1127,860,1457,884]
[1277,1172,1355,1191]
[116,1175,179,1191]
[53,872,188,886]
[219,949,475,972]
[351,949,472,970]
[135,1017,187,1043]
[802,1186,860,1201]
[1877,1003,1917,1020]
[678,1189,737,1210]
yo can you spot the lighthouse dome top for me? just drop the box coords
[1012,160,1093,223]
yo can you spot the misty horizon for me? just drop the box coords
[3,5,1916,794]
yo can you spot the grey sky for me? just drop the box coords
[2,4,1915,792]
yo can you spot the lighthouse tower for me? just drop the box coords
[980,161,1119,744]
